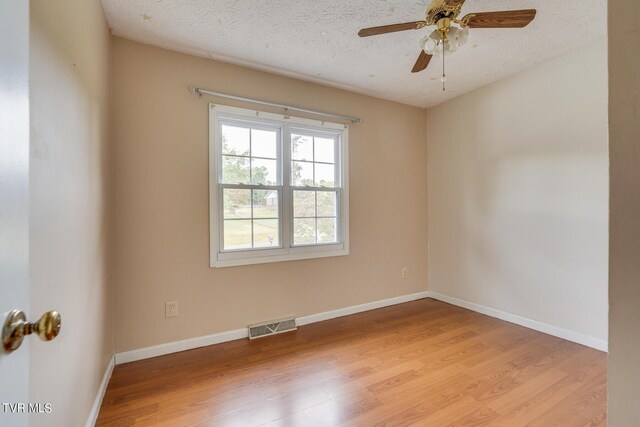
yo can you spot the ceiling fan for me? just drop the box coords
[358,0,536,89]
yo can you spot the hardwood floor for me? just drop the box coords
[97,298,607,426]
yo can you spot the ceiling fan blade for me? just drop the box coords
[463,9,537,29]
[411,51,432,73]
[358,21,426,37]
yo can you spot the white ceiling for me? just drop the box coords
[101,0,606,108]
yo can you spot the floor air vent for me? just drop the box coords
[248,318,297,339]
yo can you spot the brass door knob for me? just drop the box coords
[2,310,61,353]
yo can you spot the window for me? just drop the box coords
[209,104,349,267]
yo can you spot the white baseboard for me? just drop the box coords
[115,291,429,365]
[426,291,608,352]
[86,354,115,427]
[296,291,429,326]
[115,328,248,364]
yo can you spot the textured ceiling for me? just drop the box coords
[101,0,606,108]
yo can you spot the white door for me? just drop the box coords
[0,1,30,426]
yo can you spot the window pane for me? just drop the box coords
[291,134,313,161]
[317,218,337,243]
[223,189,251,219]
[317,191,337,217]
[253,190,278,218]
[251,129,277,159]
[223,220,252,250]
[253,219,279,248]
[221,125,250,156]
[315,163,335,187]
[294,218,315,245]
[315,137,335,163]
[292,161,314,186]
[222,155,250,184]
[251,158,277,185]
[293,190,315,217]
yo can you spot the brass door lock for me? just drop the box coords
[2,310,61,353]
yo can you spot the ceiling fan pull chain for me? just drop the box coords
[442,36,446,91]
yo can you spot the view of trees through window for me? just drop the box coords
[221,125,279,250]
[218,122,340,251]
[291,133,338,244]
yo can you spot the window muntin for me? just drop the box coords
[222,188,280,250]
[220,122,279,186]
[290,132,338,187]
[210,104,349,267]
[292,189,339,245]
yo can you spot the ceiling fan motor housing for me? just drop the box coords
[425,0,463,26]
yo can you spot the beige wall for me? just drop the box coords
[608,1,640,424]
[427,39,608,346]
[29,0,113,426]
[111,38,428,352]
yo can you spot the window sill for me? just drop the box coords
[211,247,349,268]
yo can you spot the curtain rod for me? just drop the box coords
[188,86,361,124]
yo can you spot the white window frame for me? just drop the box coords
[209,103,349,268]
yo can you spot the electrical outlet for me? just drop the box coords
[401,267,408,279]
[165,300,178,318]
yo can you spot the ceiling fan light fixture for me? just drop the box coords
[452,27,469,48]
[420,34,440,55]
[422,26,467,57]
